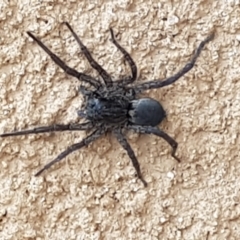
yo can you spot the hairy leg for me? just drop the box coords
[64,22,112,87]
[0,122,92,137]
[136,32,214,92]
[35,128,104,176]
[109,28,137,84]
[128,125,180,162]
[27,32,100,88]
[114,128,147,187]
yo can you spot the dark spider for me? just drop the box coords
[0,22,214,187]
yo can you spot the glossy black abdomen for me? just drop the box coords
[128,98,166,126]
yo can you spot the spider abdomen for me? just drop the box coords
[128,98,166,126]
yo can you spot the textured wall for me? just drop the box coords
[0,0,240,239]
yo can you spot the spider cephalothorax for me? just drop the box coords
[0,22,214,187]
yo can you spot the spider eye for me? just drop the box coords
[89,98,101,109]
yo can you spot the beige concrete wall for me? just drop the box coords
[0,0,239,239]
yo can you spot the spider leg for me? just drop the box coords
[64,22,112,87]
[35,128,104,176]
[113,128,147,187]
[0,122,92,137]
[128,125,180,162]
[109,28,137,85]
[78,85,99,97]
[27,31,100,88]
[135,32,214,92]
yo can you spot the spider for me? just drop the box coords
[0,22,214,187]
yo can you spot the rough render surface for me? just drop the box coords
[0,0,240,239]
